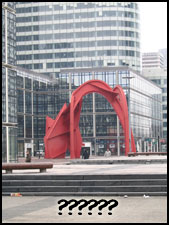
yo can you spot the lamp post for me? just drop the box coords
[122,75,135,153]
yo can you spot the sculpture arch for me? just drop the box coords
[44,80,136,159]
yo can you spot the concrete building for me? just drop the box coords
[142,67,167,148]
[142,52,164,69]
[2,2,17,162]
[16,2,141,77]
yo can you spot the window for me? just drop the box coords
[33,64,43,69]
[163,122,167,127]
[25,91,32,114]
[17,115,24,137]
[162,96,167,101]
[163,113,167,119]
[26,116,32,138]
[151,79,161,85]
[162,105,167,110]
[162,88,167,93]
[25,77,31,90]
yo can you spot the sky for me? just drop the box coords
[139,2,167,53]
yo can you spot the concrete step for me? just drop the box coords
[2,174,166,196]
[2,191,167,197]
[69,159,167,164]
[2,179,167,186]
[2,185,167,193]
[2,174,167,180]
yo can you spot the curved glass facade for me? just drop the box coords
[16,2,141,76]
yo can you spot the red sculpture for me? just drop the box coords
[44,80,136,159]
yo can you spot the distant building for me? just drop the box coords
[142,52,164,69]
[159,48,167,69]
[142,67,167,144]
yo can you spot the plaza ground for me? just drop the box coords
[7,155,167,175]
[2,155,167,223]
[2,196,167,223]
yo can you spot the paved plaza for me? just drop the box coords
[2,196,167,223]
[4,155,166,175]
[2,155,167,223]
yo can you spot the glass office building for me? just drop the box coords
[2,2,17,162]
[16,66,162,157]
[16,2,141,77]
[60,67,162,156]
[16,66,69,157]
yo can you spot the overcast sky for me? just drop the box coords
[139,2,167,53]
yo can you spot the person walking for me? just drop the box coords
[104,149,111,157]
[82,148,89,159]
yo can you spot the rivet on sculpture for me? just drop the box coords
[44,80,136,159]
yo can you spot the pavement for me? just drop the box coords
[2,155,167,223]
[2,155,166,175]
[2,196,167,223]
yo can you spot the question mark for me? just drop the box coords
[58,199,69,215]
[88,199,98,215]
[107,199,118,215]
[78,199,88,215]
[68,199,79,215]
[97,199,109,215]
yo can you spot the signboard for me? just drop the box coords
[25,143,33,148]
[99,144,104,148]
[145,138,151,142]
[82,142,91,147]
[160,139,166,143]
[109,144,115,148]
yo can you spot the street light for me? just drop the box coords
[122,75,135,153]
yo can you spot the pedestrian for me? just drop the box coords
[104,149,111,157]
[25,150,31,162]
[86,148,90,159]
[82,149,88,159]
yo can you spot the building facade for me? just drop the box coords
[16,66,162,158]
[16,66,68,157]
[2,2,17,162]
[142,52,164,69]
[142,67,167,148]
[159,48,167,69]
[16,2,141,77]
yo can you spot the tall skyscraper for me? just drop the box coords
[2,2,17,162]
[16,2,141,77]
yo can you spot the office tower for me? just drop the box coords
[142,52,164,69]
[16,2,141,77]
[2,2,17,162]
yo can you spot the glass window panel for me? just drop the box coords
[25,116,32,138]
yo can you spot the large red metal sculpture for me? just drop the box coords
[44,80,136,159]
